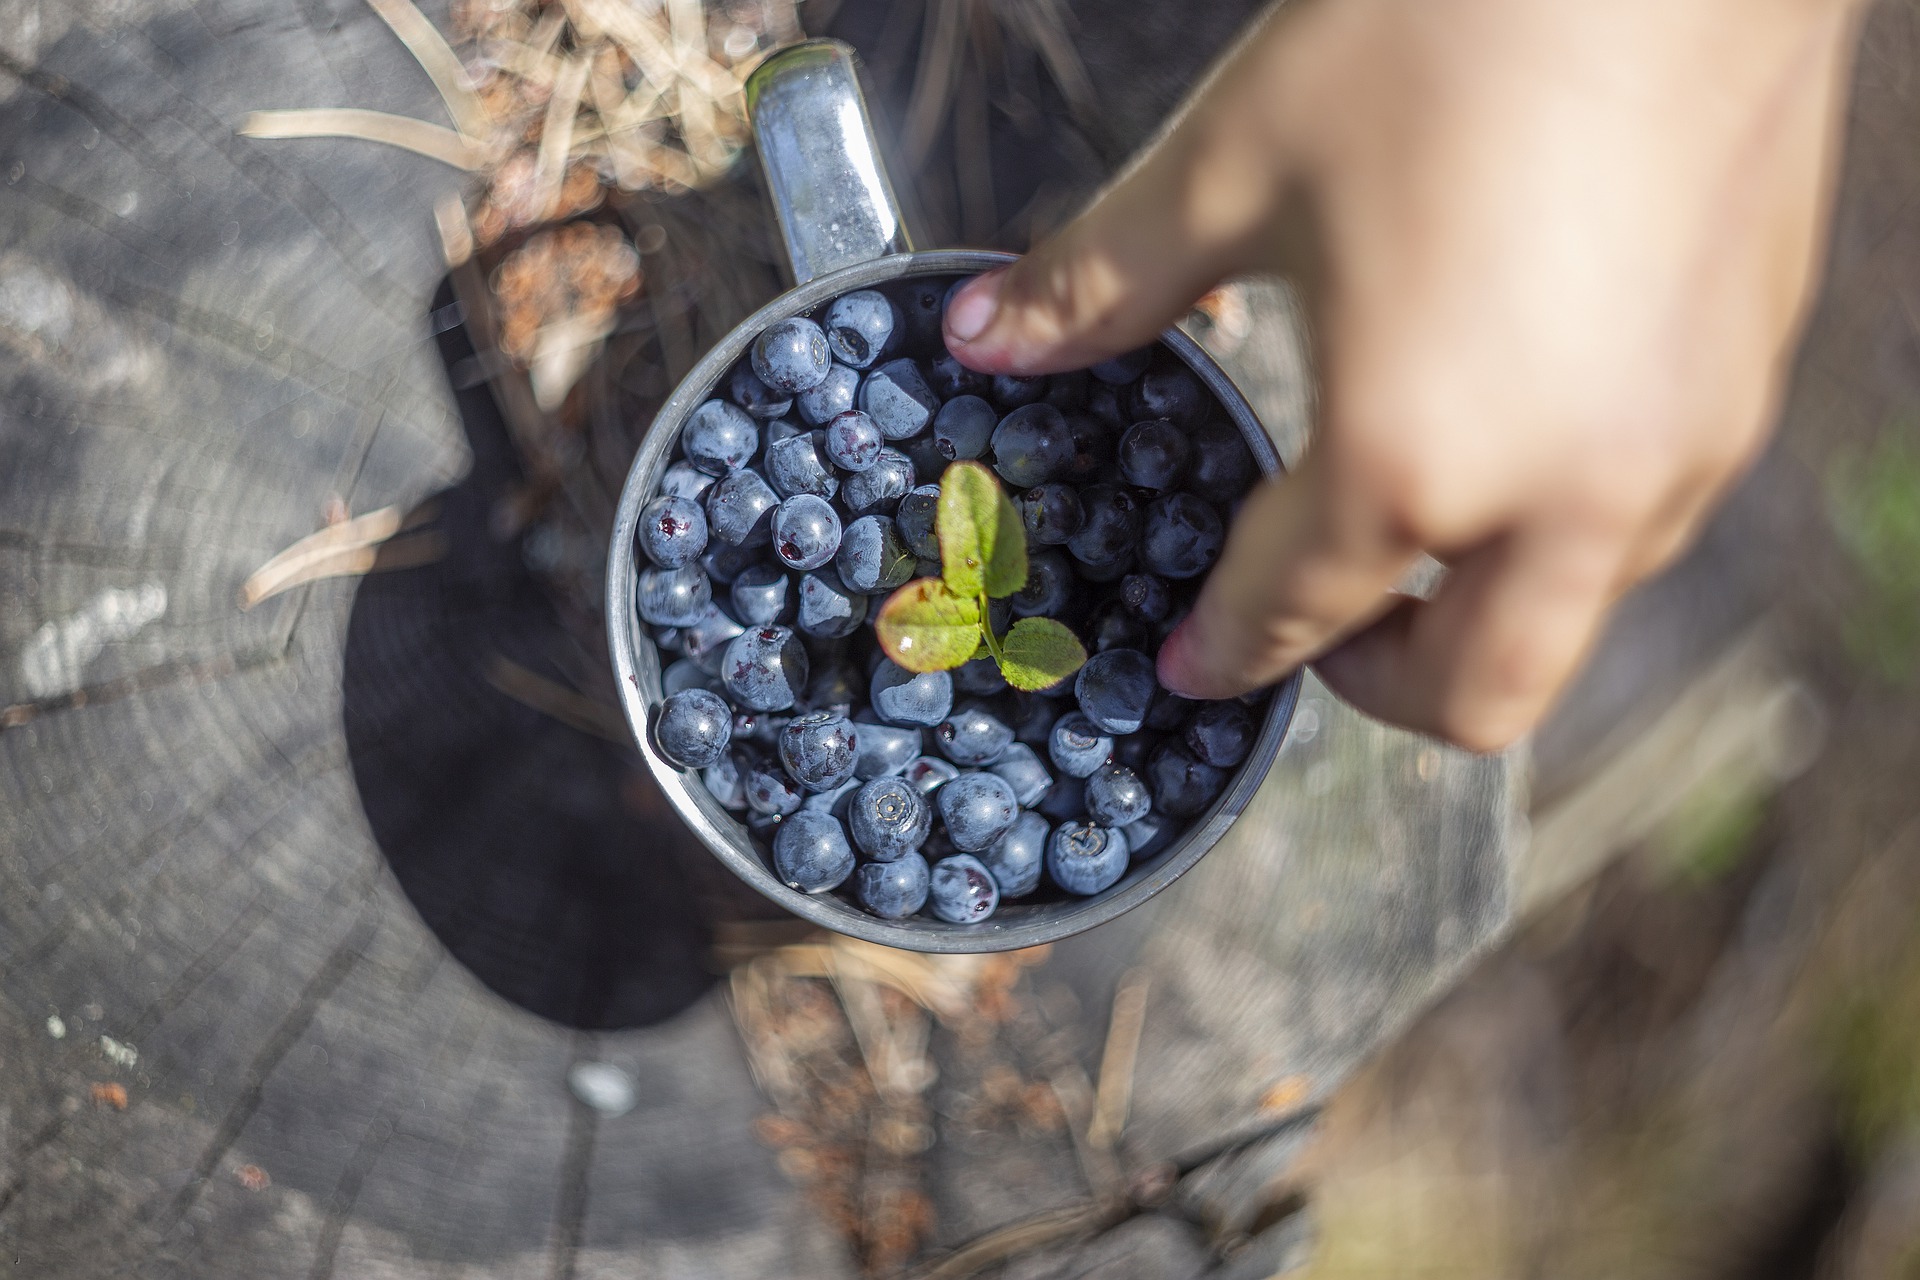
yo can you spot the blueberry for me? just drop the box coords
[1044,371,1090,411]
[1146,742,1229,817]
[929,854,999,923]
[928,351,989,399]
[840,447,916,516]
[796,568,868,639]
[1145,689,1196,732]
[1118,418,1190,490]
[833,515,912,594]
[887,278,948,351]
[1012,695,1061,746]
[803,777,862,818]
[662,657,722,698]
[772,494,842,571]
[823,410,884,472]
[772,810,855,893]
[661,461,717,501]
[1121,573,1172,621]
[764,432,839,500]
[1123,812,1174,860]
[982,810,1048,897]
[895,485,942,559]
[1075,648,1156,735]
[777,711,859,792]
[729,361,793,419]
[936,772,1019,851]
[682,399,761,475]
[825,289,896,368]
[722,625,809,711]
[989,742,1053,808]
[746,809,785,840]
[1187,420,1257,502]
[853,719,923,779]
[1066,485,1142,567]
[991,374,1047,409]
[903,754,959,795]
[850,776,932,860]
[1037,775,1086,821]
[860,359,940,440]
[1087,600,1149,653]
[733,709,789,747]
[700,538,761,584]
[1049,710,1114,778]
[653,688,732,768]
[932,394,996,461]
[804,663,862,715]
[990,403,1073,487]
[855,852,930,918]
[1046,821,1130,895]
[1140,493,1224,579]
[1010,550,1073,619]
[730,563,793,625]
[796,362,860,425]
[638,494,710,569]
[1184,700,1255,767]
[1059,416,1121,485]
[680,602,746,674]
[1090,347,1152,385]
[903,431,949,485]
[1086,381,1129,431]
[636,564,713,626]
[871,659,954,727]
[744,756,806,816]
[705,468,780,546]
[936,703,1014,766]
[1018,483,1084,546]
[1127,362,1208,428]
[703,752,748,809]
[1085,762,1151,827]
[953,654,1008,696]
[764,417,808,450]
[752,316,832,393]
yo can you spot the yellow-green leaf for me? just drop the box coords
[938,460,1027,599]
[998,616,1087,691]
[875,577,983,672]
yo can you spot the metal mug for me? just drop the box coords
[607,39,1302,954]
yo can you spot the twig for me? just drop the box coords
[239,506,411,607]
[363,0,493,140]
[533,56,591,221]
[483,653,627,741]
[238,109,488,170]
[907,1200,1131,1280]
[1050,1061,1122,1199]
[1086,969,1149,1152]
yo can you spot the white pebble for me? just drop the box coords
[567,1062,636,1117]
[46,1014,65,1039]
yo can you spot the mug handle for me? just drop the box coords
[745,40,915,286]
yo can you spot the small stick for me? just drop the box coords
[483,654,628,742]
[362,0,492,141]
[907,1200,1130,1280]
[239,109,487,170]
[532,56,591,221]
[1086,968,1149,1152]
[239,506,402,607]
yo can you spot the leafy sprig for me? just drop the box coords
[876,461,1087,691]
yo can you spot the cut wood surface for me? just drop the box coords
[0,2,1528,1276]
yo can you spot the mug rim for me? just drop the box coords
[606,249,1302,954]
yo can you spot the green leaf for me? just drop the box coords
[875,578,983,673]
[998,617,1088,691]
[938,460,1027,599]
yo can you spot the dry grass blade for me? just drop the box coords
[533,57,592,220]
[1087,969,1149,1152]
[483,653,627,741]
[901,0,965,169]
[529,310,619,411]
[907,1200,1129,1280]
[483,39,565,88]
[363,0,492,140]
[239,109,488,170]
[240,506,403,607]
[1050,1061,1122,1197]
[1001,0,1099,129]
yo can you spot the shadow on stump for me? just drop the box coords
[340,280,717,1031]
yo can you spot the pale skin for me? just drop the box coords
[943,0,1866,752]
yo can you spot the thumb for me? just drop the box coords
[943,27,1292,376]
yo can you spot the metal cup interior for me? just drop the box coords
[606,249,1302,953]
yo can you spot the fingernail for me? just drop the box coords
[944,270,1003,345]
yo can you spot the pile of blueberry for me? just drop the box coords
[637,274,1267,926]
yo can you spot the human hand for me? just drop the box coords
[943,0,1862,751]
